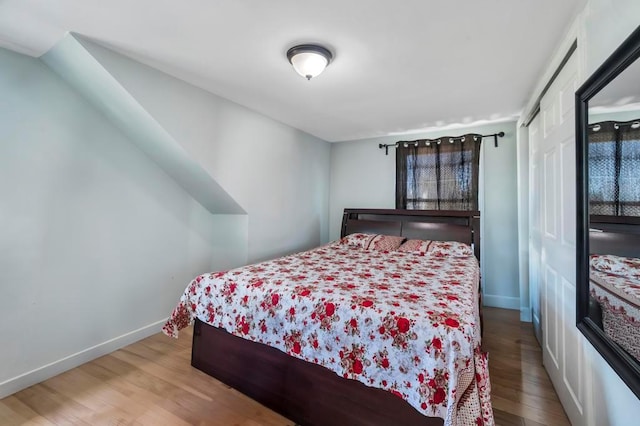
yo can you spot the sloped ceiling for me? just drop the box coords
[0,0,586,141]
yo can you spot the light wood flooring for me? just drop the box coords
[0,307,569,425]
[482,308,570,426]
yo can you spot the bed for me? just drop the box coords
[589,215,640,361]
[164,209,491,426]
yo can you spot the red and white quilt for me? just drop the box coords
[164,242,493,426]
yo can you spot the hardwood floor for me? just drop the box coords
[1,308,569,425]
[483,308,570,426]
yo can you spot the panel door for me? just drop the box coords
[536,53,584,425]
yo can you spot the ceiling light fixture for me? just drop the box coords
[286,44,333,80]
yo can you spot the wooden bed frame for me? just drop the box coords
[341,209,480,260]
[191,209,481,426]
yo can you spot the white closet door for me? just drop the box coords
[534,52,584,425]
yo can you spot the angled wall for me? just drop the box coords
[0,46,247,398]
[72,35,331,262]
[1,31,331,397]
[41,34,244,215]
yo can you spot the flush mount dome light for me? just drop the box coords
[286,44,333,80]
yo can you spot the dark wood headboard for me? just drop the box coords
[590,215,640,257]
[340,209,481,260]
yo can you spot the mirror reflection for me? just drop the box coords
[587,56,640,364]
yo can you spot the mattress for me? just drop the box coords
[590,269,640,360]
[164,240,493,426]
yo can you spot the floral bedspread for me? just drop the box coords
[163,242,493,426]
[590,269,640,359]
[591,269,640,308]
[590,255,640,305]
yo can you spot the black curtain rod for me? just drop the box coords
[589,119,640,131]
[378,131,505,155]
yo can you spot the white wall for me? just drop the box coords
[516,125,530,322]
[0,47,248,397]
[581,0,640,423]
[76,37,331,263]
[41,35,245,217]
[583,0,640,77]
[329,121,520,310]
[518,0,640,423]
[590,109,640,123]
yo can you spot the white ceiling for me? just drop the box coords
[0,0,586,142]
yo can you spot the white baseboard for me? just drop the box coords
[0,318,167,399]
[520,306,532,322]
[483,294,520,310]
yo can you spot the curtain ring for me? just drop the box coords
[461,137,465,142]
[449,138,454,143]
[437,139,441,144]
[591,124,601,132]
[614,123,620,129]
[473,136,478,141]
[414,141,419,147]
[426,142,431,146]
[632,122,640,129]
[403,142,408,148]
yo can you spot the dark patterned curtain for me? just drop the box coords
[396,134,482,210]
[589,119,640,216]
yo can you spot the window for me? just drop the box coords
[589,120,640,216]
[395,134,481,210]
